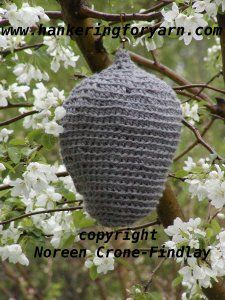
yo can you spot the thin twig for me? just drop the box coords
[0,110,38,127]
[174,84,225,95]
[174,119,215,161]
[175,90,203,102]
[1,43,44,58]
[79,5,162,21]
[111,219,160,234]
[182,119,223,160]
[144,258,167,292]
[129,51,211,103]
[0,206,83,226]
[143,0,173,13]
[208,208,222,223]
[0,102,33,110]
[168,174,187,182]
[56,199,83,206]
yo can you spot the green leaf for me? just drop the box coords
[172,275,183,287]
[41,134,57,150]
[80,218,95,228]
[8,147,21,164]
[21,147,34,156]
[62,235,75,248]
[5,197,25,209]
[27,129,43,142]
[198,236,206,249]
[73,210,95,228]
[89,266,98,280]
[58,187,75,201]
[0,189,10,197]
[9,139,26,146]
[147,292,162,300]
[175,170,188,178]
[73,210,85,227]
[211,219,221,234]
[206,228,214,239]
[3,162,15,173]
[180,230,189,239]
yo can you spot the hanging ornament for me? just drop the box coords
[59,49,182,227]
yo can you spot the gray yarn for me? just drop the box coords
[59,49,182,227]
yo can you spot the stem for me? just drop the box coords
[0,110,38,127]
[182,119,223,160]
[79,5,162,21]
[0,206,83,226]
[174,118,215,161]
[174,84,225,95]
[0,102,33,110]
[129,51,211,103]
[1,43,44,58]
[111,219,160,233]
[144,258,167,292]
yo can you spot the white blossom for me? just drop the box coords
[161,3,179,27]
[93,251,115,274]
[0,244,29,265]
[184,158,225,208]
[20,83,66,136]
[54,106,66,121]
[182,102,200,125]
[2,3,49,29]
[0,163,6,171]
[193,0,218,17]
[0,35,7,49]
[43,35,79,72]
[161,3,208,45]
[44,121,64,137]
[9,83,30,99]
[13,63,49,84]
[0,84,11,107]
[0,128,14,143]
[36,187,62,209]
[183,157,196,172]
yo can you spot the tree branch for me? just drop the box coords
[129,51,212,103]
[111,219,160,233]
[174,84,225,95]
[59,0,111,73]
[1,43,44,58]
[143,0,173,13]
[79,5,162,21]
[144,257,167,292]
[0,102,33,110]
[0,110,38,127]
[182,119,223,160]
[0,206,83,226]
[174,118,215,161]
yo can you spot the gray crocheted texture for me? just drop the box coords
[59,49,182,227]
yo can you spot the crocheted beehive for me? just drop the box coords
[59,49,182,227]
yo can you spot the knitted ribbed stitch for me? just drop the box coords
[59,49,182,227]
